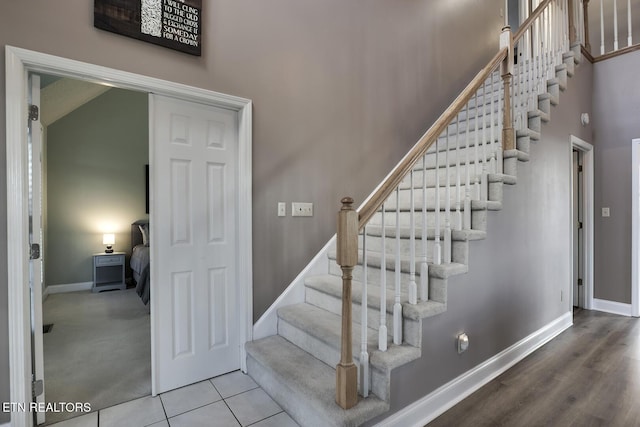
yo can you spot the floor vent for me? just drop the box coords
[43,324,53,334]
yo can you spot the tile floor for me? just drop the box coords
[49,371,298,427]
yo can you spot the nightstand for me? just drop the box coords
[92,252,126,293]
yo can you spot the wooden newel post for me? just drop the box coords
[336,196,358,409]
[500,26,515,151]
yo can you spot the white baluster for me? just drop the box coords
[490,72,497,174]
[393,188,402,345]
[360,227,369,397]
[420,153,429,302]
[379,204,387,351]
[628,0,633,47]
[444,127,452,264]
[464,101,472,230]
[474,94,481,200]
[601,0,605,55]
[614,0,619,51]
[527,29,535,112]
[454,114,463,231]
[481,80,489,202]
[408,172,417,305]
[497,74,504,175]
[434,138,442,265]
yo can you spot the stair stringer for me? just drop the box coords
[246,47,582,427]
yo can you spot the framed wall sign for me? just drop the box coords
[94,0,202,56]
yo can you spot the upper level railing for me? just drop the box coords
[573,0,640,60]
[334,0,572,410]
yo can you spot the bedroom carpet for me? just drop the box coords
[43,289,151,425]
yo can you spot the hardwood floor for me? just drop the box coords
[428,309,640,427]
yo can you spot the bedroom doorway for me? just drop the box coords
[6,46,253,427]
[31,72,153,425]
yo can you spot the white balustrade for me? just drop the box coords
[348,0,576,400]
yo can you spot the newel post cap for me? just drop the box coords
[337,196,358,267]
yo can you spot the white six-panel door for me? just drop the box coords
[150,94,240,394]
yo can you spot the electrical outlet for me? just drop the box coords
[602,207,610,217]
[292,202,313,217]
[277,202,286,217]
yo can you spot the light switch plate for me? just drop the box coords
[602,207,610,217]
[277,202,286,217]
[292,202,313,217]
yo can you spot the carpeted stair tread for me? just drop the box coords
[278,303,423,376]
[399,172,516,190]
[377,198,502,213]
[278,302,382,364]
[363,226,487,241]
[305,274,447,321]
[327,249,469,279]
[246,335,389,427]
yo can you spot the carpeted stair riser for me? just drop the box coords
[368,198,504,231]
[246,336,389,427]
[359,234,470,265]
[276,304,393,400]
[303,285,424,350]
[427,128,500,154]
[305,274,446,332]
[414,144,499,170]
[383,180,503,210]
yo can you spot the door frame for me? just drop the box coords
[6,46,253,427]
[631,138,640,317]
[570,135,594,311]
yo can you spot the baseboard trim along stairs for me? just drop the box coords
[375,312,573,427]
[247,26,584,427]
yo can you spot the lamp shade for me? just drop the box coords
[103,233,115,245]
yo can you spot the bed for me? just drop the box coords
[130,219,150,305]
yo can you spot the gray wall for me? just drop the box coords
[45,88,149,287]
[592,50,640,303]
[0,1,505,418]
[367,58,594,422]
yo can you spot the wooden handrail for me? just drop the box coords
[357,47,508,229]
[513,0,554,43]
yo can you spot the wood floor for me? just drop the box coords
[428,309,640,427]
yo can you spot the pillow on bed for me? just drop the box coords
[139,224,150,246]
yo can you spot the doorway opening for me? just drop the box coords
[33,73,151,425]
[631,138,640,317]
[7,46,253,427]
[570,135,594,313]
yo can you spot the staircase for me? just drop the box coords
[247,2,583,426]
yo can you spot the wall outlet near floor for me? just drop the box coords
[292,202,313,217]
[602,207,610,217]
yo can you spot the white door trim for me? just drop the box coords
[632,138,640,317]
[570,135,594,311]
[5,46,253,427]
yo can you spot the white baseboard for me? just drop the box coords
[375,311,573,427]
[253,236,334,340]
[46,281,93,294]
[592,298,633,316]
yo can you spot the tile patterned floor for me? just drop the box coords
[49,371,298,427]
